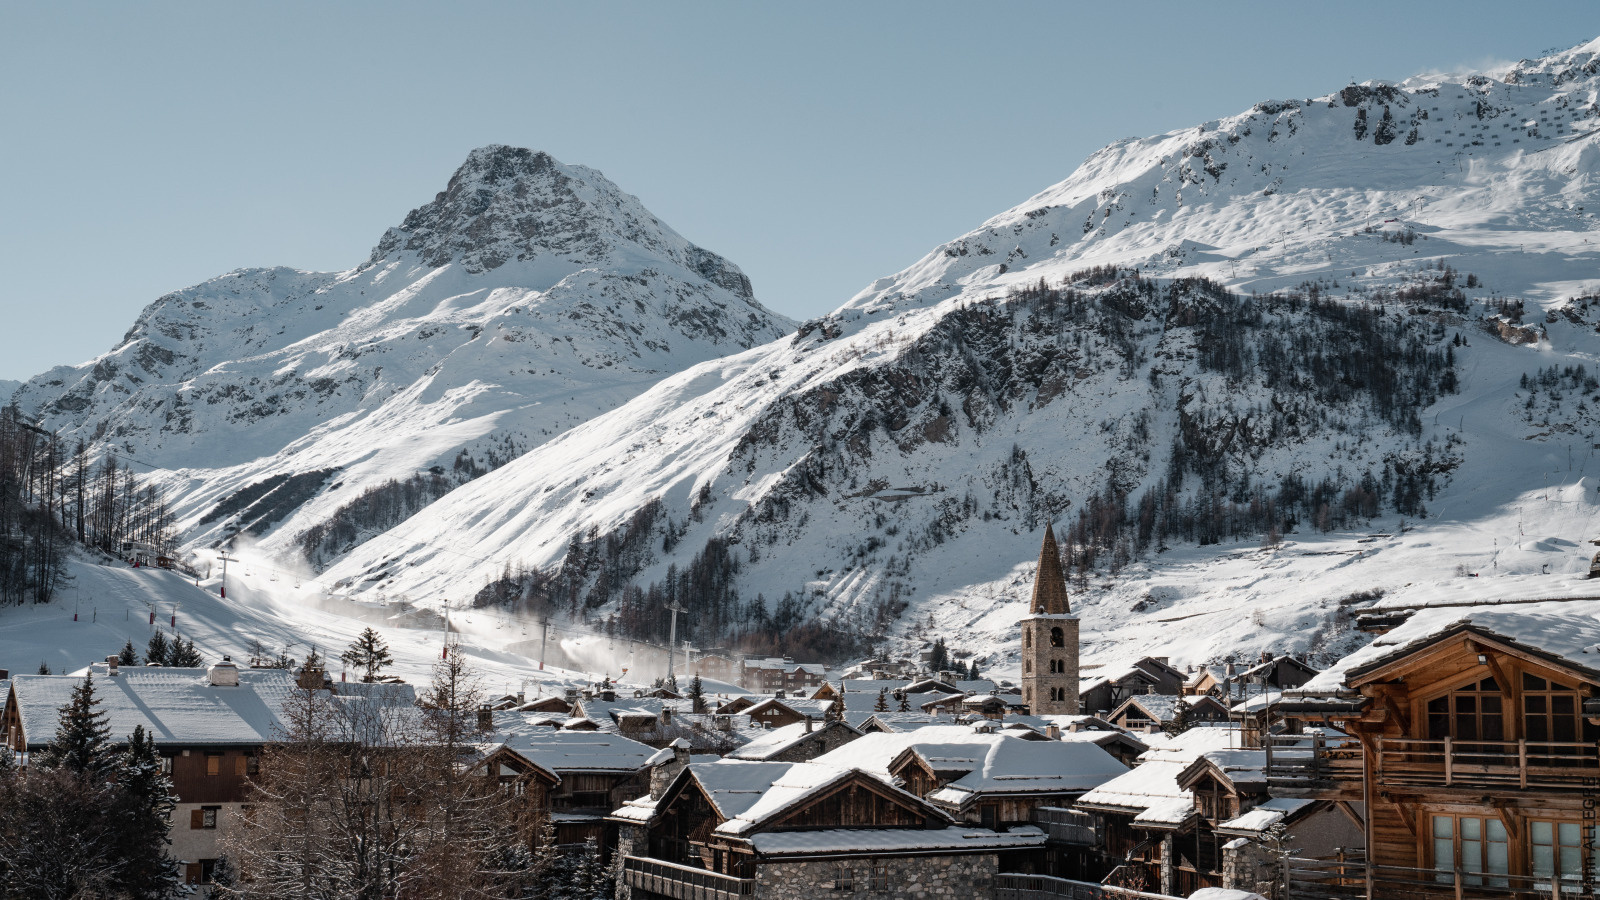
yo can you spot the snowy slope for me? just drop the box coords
[0,380,19,405]
[12,146,793,561]
[0,554,595,698]
[323,38,1600,679]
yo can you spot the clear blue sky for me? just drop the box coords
[1,1,1594,380]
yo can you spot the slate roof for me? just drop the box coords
[1075,726,1240,820]
[923,739,1128,808]
[491,725,656,774]
[9,667,296,749]
[727,720,860,761]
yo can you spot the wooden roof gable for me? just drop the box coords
[1344,622,1600,691]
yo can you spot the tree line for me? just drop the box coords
[1,407,176,605]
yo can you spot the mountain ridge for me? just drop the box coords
[12,146,793,560]
[322,37,1600,676]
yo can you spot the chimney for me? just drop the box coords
[1046,723,1062,740]
[804,715,814,733]
[660,706,673,727]
[673,738,691,767]
[477,706,494,732]
[296,661,325,691]
[715,715,732,732]
[208,656,240,687]
[106,655,119,677]
[775,690,785,700]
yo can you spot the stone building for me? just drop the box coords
[1019,524,1079,715]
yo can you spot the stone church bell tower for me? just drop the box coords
[1019,523,1079,715]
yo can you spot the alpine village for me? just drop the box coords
[6,17,1600,900]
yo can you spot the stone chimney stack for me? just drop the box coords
[804,715,814,733]
[106,655,120,677]
[297,661,326,691]
[477,706,494,732]
[208,656,239,687]
[1046,723,1062,740]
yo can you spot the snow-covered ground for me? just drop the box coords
[0,553,603,700]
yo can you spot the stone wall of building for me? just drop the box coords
[1222,837,1281,899]
[612,822,645,900]
[753,852,998,900]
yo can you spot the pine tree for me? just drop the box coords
[1163,698,1195,737]
[109,724,183,900]
[340,627,394,682]
[37,660,51,675]
[117,639,139,667]
[39,671,113,774]
[968,659,981,681]
[146,631,171,666]
[874,687,890,712]
[896,691,911,713]
[168,636,203,668]
[687,674,706,713]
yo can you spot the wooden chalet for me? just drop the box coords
[1106,693,1231,734]
[1269,605,1600,898]
[1079,658,1187,716]
[610,758,1044,900]
[488,725,656,849]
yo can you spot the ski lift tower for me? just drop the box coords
[665,600,686,684]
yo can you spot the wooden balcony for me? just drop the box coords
[1033,806,1098,846]
[1377,738,1599,790]
[1289,856,1593,900]
[1265,734,1600,793]
[621,855,753,900]
[1263,733,1363,795]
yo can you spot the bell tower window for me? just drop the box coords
[1050,627,1064,648]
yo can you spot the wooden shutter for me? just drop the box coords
[190,809,204,829]
[234,755,248,776]
[185,863,201,884]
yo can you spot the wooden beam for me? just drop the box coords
[1381,692,1411,735]
[1334,800,1365,829]
[1489,801,1521,842]
[1469,641,1513,695]
[1382,791,1418,838]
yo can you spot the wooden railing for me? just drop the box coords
[1034,806,1097,846]
[1266,735,1600,791]
[994,873,1181,900]
[1376,738,1600,789]
[1288,856,1597,899]
[621,855,753,900]
[1264,733,1362,789]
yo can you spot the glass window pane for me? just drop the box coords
[1483,696,1502,714]
[1481,676,1499,691]
[1524,673,1547,690]
[1461,818,1481,840]
[1434,837,1455,872]
[1486,839,1509,876]
[1526,696,1547,714]
[1533,843,1555,877]
[1550,680,1573,691]
[1457,696,1477,714]
[1433,815,1454,839]
[1487,818,1507,842]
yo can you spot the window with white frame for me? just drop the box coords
[1430,814,1508,886]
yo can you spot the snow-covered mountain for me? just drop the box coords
[324,39,1600,675]
[13,146,793,562]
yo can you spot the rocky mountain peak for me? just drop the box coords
[367,145,753,299]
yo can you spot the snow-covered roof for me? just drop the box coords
[1178,749,1268,793]
[1075,727,1240,819]
[727,720,859,761]
[747,825,1045,857]
[1216,798,1315,837]
[1301,601,1600,692]
[492,727,656,774]
[811,726,1001,776]
[922,739,1128,808]
[743,697,835,718]
[9,668,296,749]
[609,794,660,824]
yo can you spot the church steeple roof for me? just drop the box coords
[1029,523,1071,615]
